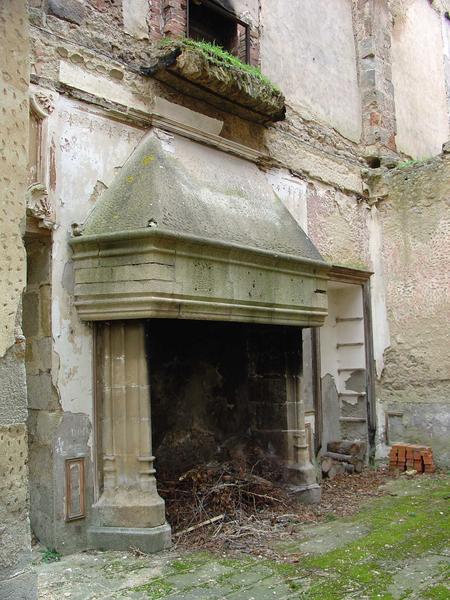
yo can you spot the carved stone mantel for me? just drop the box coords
[71,229,328,326]
[70,130,329,327]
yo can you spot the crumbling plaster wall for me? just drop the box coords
[391,0,450,158]
[28,95,146,552]
[260,0,362,143]
[49,96,144,416]
[373,149,450,465]
[0,1,37,598]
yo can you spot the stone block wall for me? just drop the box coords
[352,0,397,153]
[0,0,36,598]
[23,237,59,549]
[23,221,95,557]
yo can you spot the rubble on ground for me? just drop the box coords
[157,445,394,558]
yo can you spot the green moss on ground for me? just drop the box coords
[129,579,174,599]
[273,475,450,599]
[106,475,450,599]
[422,584,450,599]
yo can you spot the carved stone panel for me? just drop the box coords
[65,457,86,521]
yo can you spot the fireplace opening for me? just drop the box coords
[145,319,305,531]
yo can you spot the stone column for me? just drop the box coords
[286,375,321,503]
[89,321,171,553]
[286,332,321,504]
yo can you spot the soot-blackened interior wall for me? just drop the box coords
[145,319,302,478]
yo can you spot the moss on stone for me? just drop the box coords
[129,579,174,598]
[159,37,280,92]
[36,476,450,599]
[145,39,286,122]
[272,475,450,599]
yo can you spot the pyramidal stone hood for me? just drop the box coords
[70,130,329,325]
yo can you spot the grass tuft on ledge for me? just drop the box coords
[158,37,280,92]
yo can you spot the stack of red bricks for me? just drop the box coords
[389,444,436,473]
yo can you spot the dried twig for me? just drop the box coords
[173,514,226,537]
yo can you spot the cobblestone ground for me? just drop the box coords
[35,475,450,600]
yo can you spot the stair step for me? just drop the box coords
[339,392,366,397]
[336,317,363,323]
[340,417,367,423]
[338,368,366,373]
[336,342,364,348]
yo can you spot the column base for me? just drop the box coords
[285,461,318,486]
[88,523,172,554]
[285,461,321,504]
[288,482,322,504]
[92,488,166,528]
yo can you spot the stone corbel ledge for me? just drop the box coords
[70,229,329,327]
[30,90,55,119]
[361,167,390,206]
[26,183,57,231]
[27,90,57,231]
[141,42,286,124]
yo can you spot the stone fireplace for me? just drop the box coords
[71,129,329,552]
[147,319,305,479]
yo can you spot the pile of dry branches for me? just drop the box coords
[158,459,290,540]
[156,439,393,556]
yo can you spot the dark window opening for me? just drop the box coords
[187,0,250,63]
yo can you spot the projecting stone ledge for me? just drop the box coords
[141,41,286,124]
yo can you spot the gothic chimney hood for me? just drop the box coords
[70,130,329,326]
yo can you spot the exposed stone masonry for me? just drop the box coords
[352,0,397,155]
[0,0,36,598]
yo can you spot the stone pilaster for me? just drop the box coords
[89,321,171,553]
[286,375,321,503]
[352,0,397,156]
